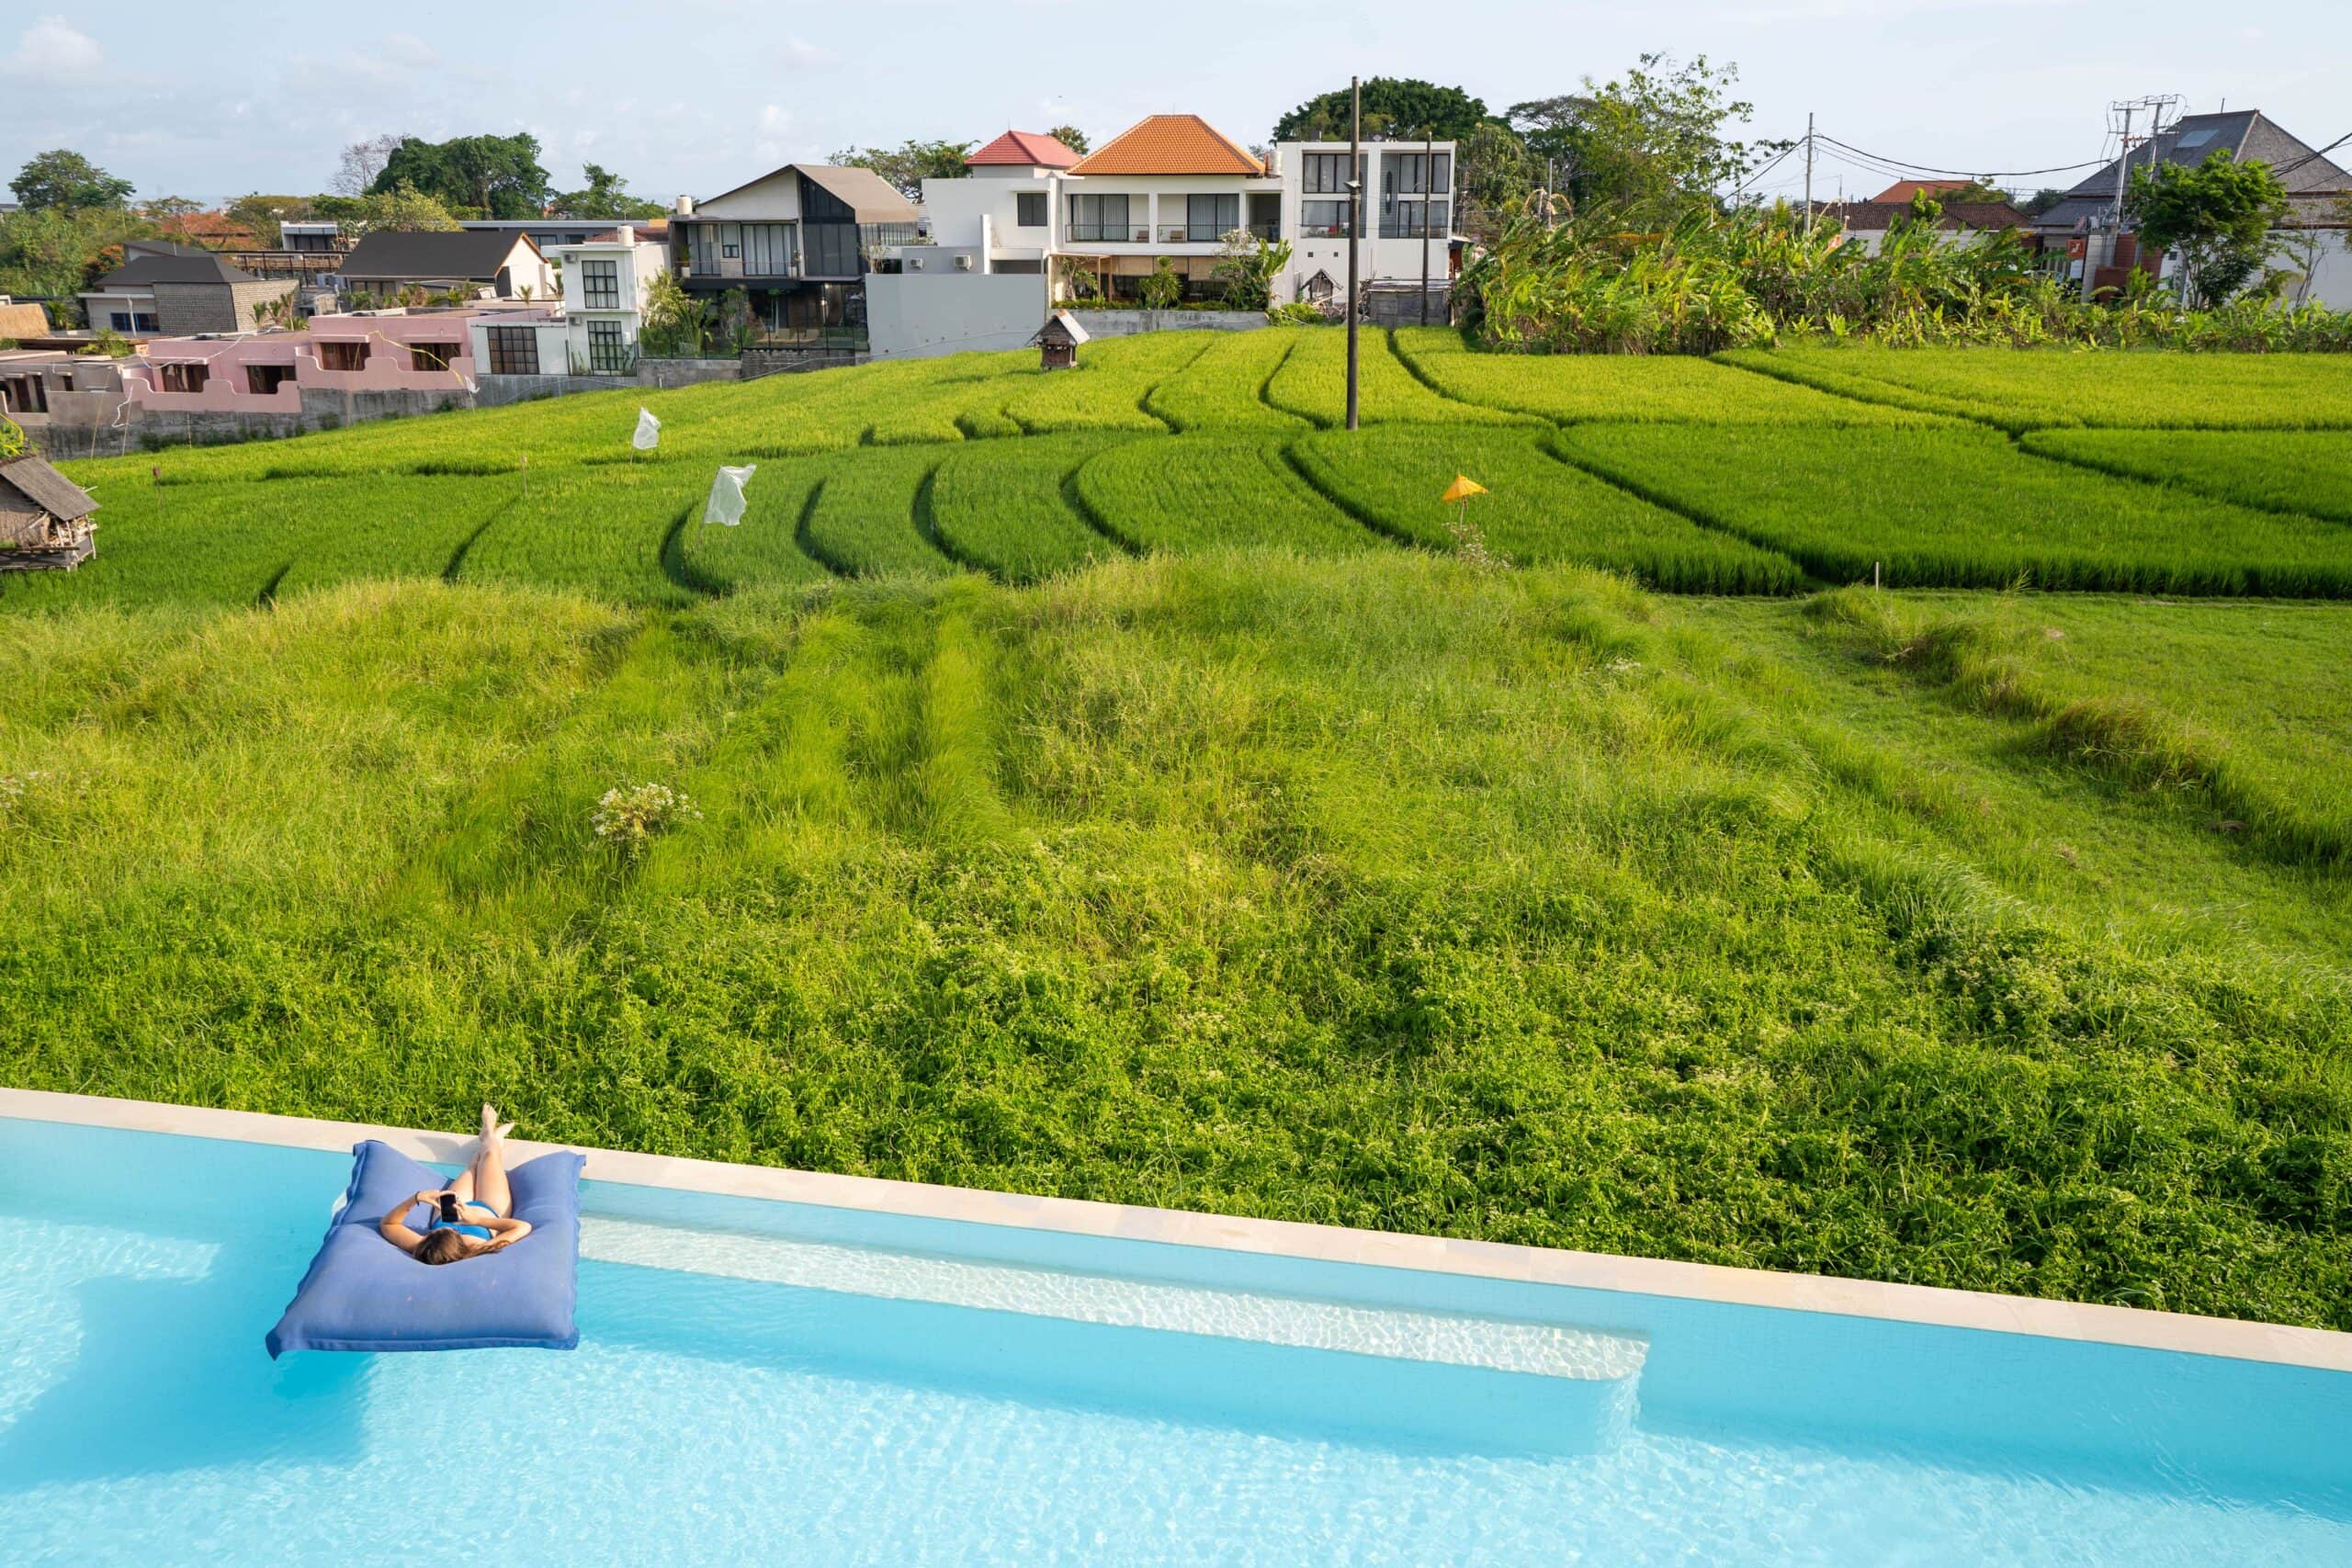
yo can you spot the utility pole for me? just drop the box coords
[1345,74,1361,433]
[1803,113,1815,232]
[1420,123,1433,329]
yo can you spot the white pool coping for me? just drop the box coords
[6,1086,2349,1374]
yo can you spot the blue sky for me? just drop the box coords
[5,3,2346,206]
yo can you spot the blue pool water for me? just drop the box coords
[2,1116,2348,1563]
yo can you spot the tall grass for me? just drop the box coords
[1000,331,1210,434]
[1073,435,1373,555]
[1556,423,2352,595]
[8,564,2352,1327]
[1289,425,1805,592]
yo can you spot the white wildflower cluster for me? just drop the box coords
[0,771,42,822]
[1444,513,1503,573]
[591,782,702,859]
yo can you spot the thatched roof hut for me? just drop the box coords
[0,455,98,572]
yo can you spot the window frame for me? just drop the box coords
[579,258,621,309]
[484,326,540,376]
[1015,191,1047,228]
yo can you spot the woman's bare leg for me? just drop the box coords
[469,1103,514,1217]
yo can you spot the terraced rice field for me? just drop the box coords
[1294,426,1806,592]
[2018,429,2352,524]
[1554,423,2352,595]
[30,328,2352,613]
[1719,345,2352,433]
[1074,435,1370,555]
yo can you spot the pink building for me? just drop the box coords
[121,304,559,413]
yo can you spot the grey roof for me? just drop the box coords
[94,250,261,288]
[699,164,921,224]
[0,455,98,521]
[339,228,539,281]
[2063,110,2350,202]
[1031,310,1091,346]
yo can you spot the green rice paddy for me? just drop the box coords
[10,330,2352,1332]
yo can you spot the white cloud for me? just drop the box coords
[7,16,104,80]
[777,38,836,70]
[754,104,794,161]
[381,32,441,68]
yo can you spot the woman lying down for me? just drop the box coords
[378,1104,535,1265]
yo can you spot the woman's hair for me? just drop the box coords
[416,1228,470,1266]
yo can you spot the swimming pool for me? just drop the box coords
[3,1107,2348,1563]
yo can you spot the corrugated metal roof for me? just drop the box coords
[0,456,97,520]
[1068,116,1263,177]
[967,130,1082,169]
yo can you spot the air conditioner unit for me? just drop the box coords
[910,257,924,270]
[954,254,973,271]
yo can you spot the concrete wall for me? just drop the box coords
[1064,309,1263,337]
[638,357,743,389]
[150,279,294,336]
[866,273,1047,358]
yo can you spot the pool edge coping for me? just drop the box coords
[6,1086,2347,1375]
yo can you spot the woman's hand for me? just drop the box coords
[413,1189,447,1207]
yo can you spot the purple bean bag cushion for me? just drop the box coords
[266,1139,582,1357]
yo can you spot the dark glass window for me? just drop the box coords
[1065,194,1132,243]
[485,326,538,376]
[580,259,619,308]
[1016,191,1046,227]
[1186,194,1239,241]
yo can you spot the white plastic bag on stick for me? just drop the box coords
[633,408,661,450]
[703,464,756,525]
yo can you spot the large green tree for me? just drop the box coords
[548,164,665,221]
[1509,53,1778,215]
[0,205,156,300]
[369,133,551,220]
[2128,150,2292,306]
[1272,79,1490,142]
[1046,124,1091,156]
[827,139,975,200]
[11,149,135,213]
[313,182,461,234]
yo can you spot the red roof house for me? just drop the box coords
[966,130,1082,170]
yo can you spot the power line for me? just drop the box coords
[1812,133,2109,181]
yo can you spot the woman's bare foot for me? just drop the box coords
[482,1103,516,1144]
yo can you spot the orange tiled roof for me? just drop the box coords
[1067,115,1262,177]
[967,130,1082,169]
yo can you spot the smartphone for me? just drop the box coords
[439,1193,460,1223]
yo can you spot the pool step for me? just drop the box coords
[581,1215,1645,1383]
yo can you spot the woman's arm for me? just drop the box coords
[377,1189,442,1252]
[480,1215,533,1251]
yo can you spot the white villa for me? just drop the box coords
[544,225,671,375]
[867,115,1465,357]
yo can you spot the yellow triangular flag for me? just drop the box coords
[1441,474,1487,504]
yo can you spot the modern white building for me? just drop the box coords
[1273,139,1461,316]
[545,225,670,375]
